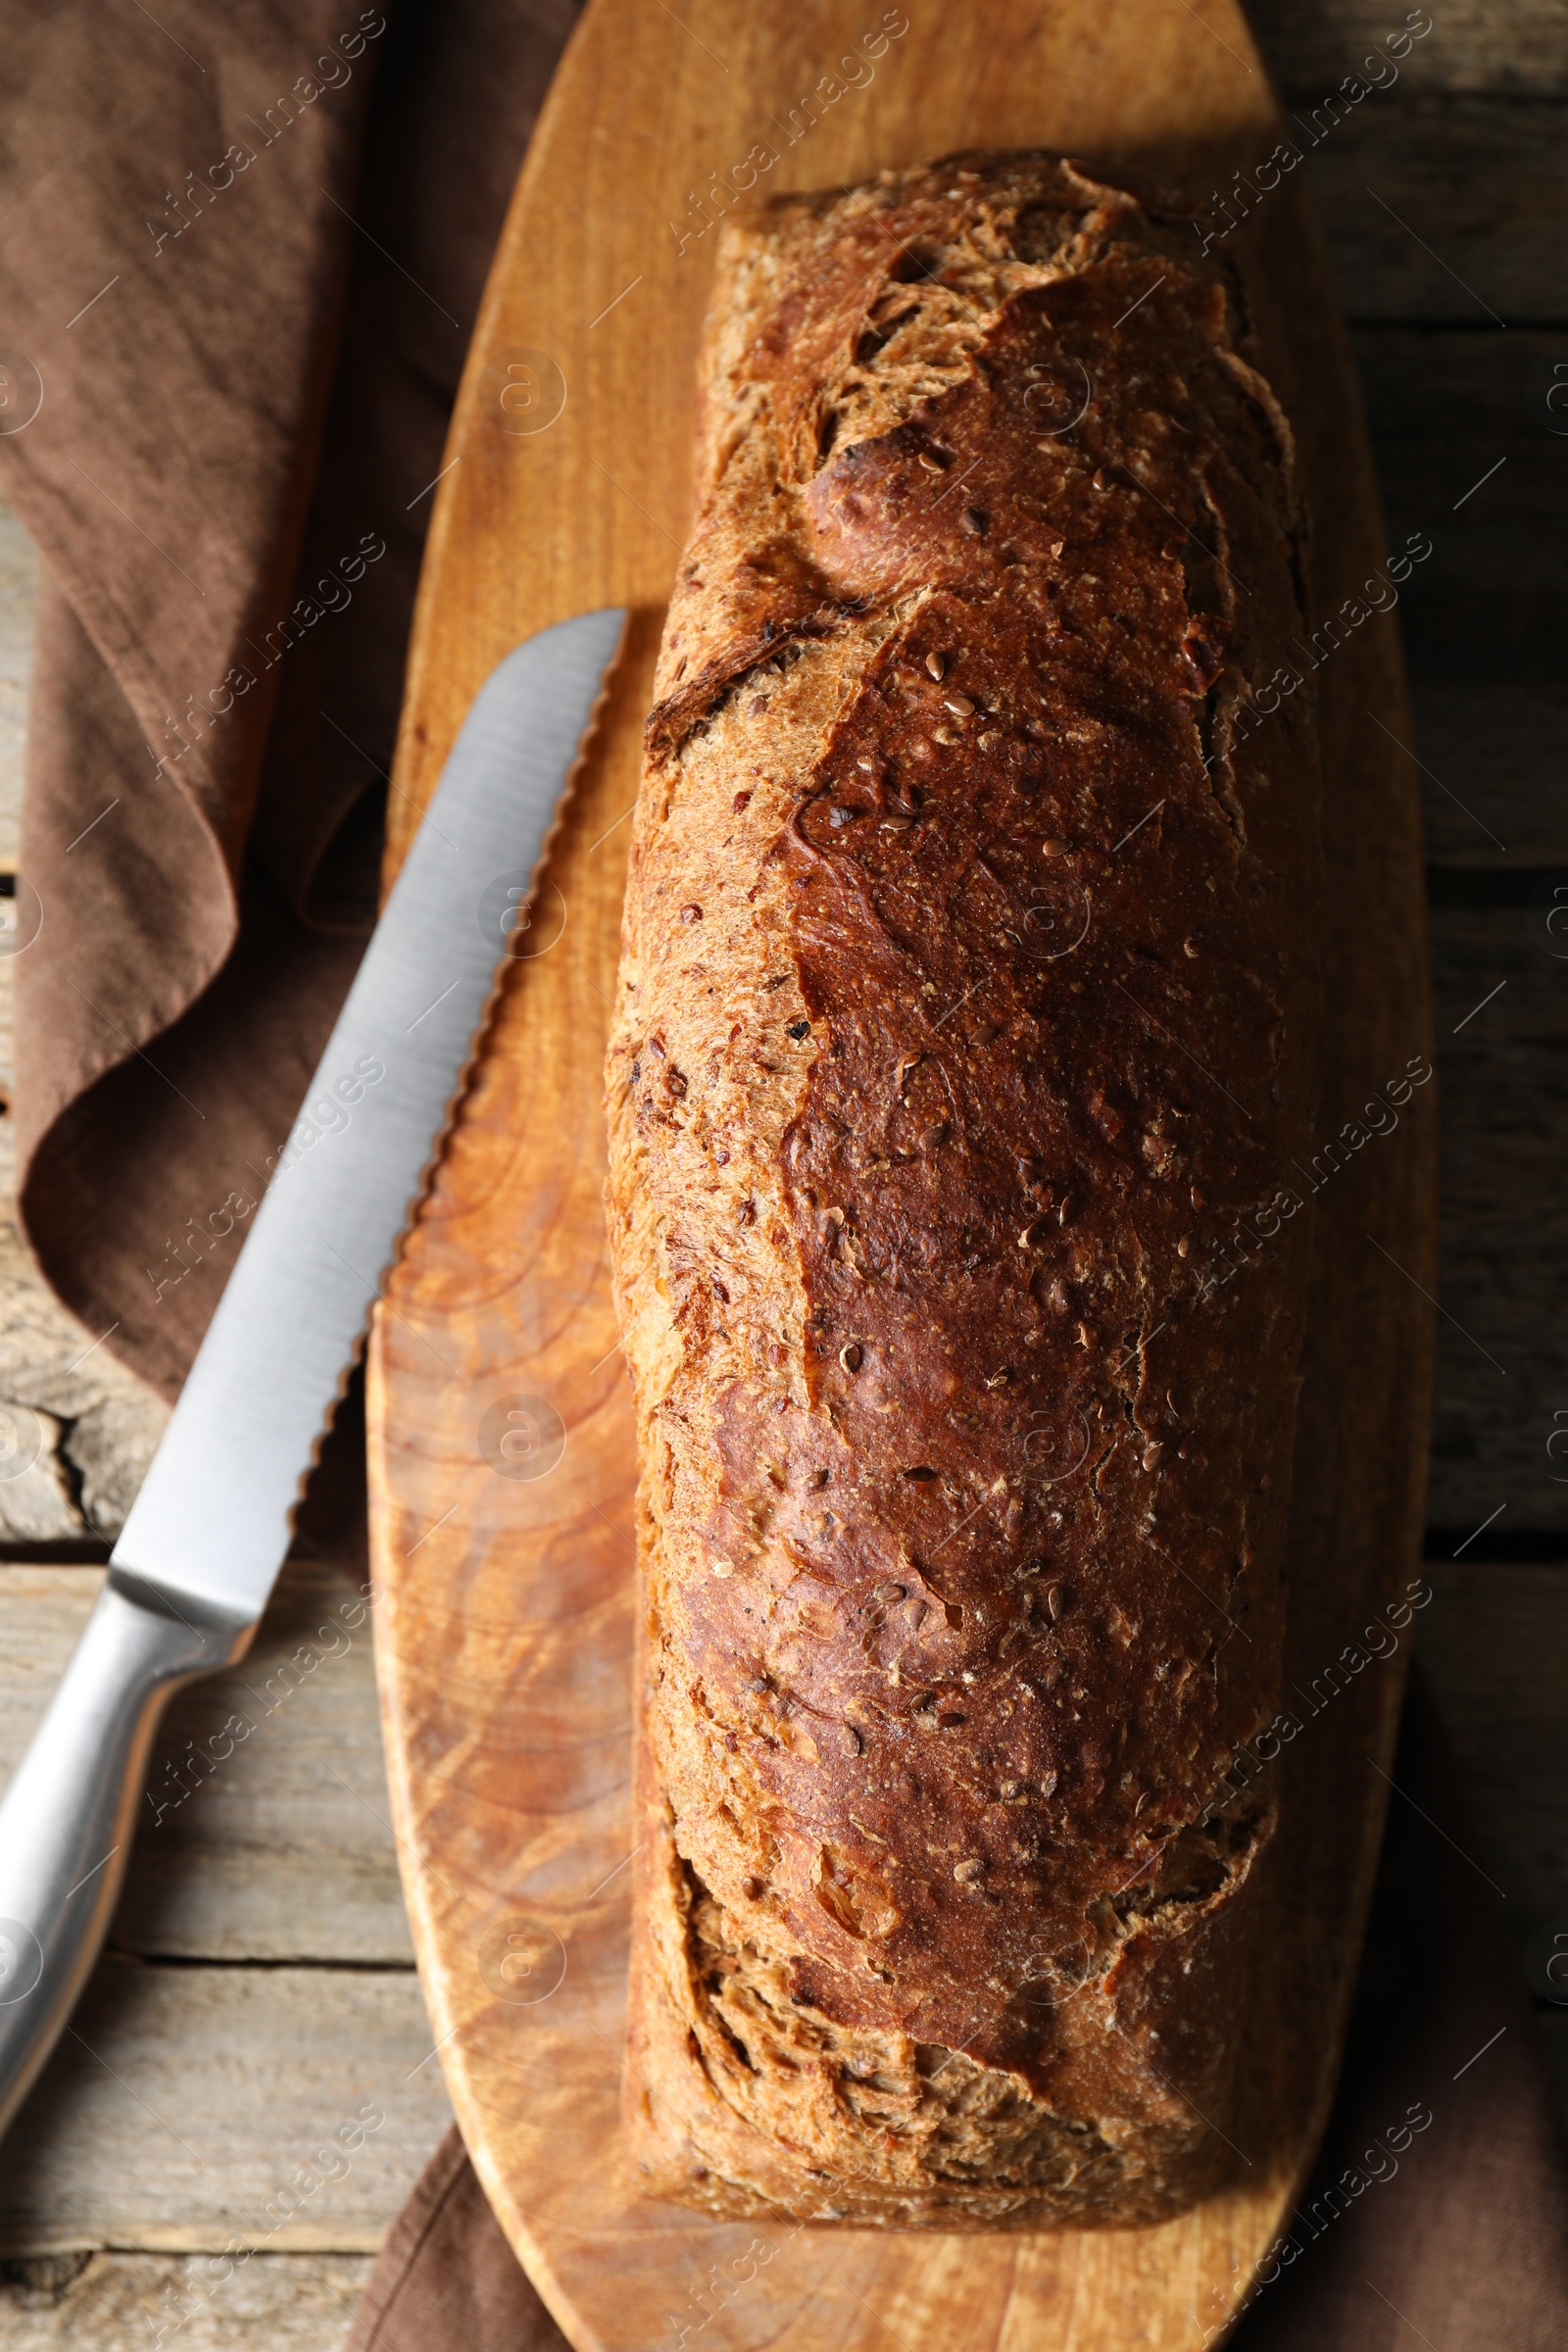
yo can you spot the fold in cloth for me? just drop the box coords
[1,7,1562,2349]
[1,0,578,1401]
[344,1671,1568,2352]
[344,2123,571,2352]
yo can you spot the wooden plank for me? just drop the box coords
[1250,0,1568,97]
[1411,685,1565,868]
[0,1569,100,1735]
[1426,909,1568,1532]
[0,1959,452,2255]
[0,1559,415,1964]
[124,1558,415,1965]
[0,2251,374,2350]
[1352,326,1565,692]
[0,481,170,1545]
[1168,86,1568,328]
[1306,97,1566,324]
[1419,1565,1568,1929]
[0,1569,437,2270]
[0,1214,170,1544]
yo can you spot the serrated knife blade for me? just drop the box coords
[0,606,627,2148]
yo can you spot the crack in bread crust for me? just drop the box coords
[608,151,1321,2226]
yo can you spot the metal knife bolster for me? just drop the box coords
[0,609,627,2146]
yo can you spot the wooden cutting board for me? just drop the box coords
[365,4,1437,2345]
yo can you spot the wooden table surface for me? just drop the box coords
[0,4,1564,2343]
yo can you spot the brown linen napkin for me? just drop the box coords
[343,1668,1568,2352]
[344,2125,572,2352]
[0,0,578,1404]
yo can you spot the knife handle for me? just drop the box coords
[0,1569,247,2144]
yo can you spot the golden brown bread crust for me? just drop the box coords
[606,152,1321,2228]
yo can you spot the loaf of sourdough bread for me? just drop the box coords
[606,151,1321,2229]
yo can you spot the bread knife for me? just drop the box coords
[0,606,627,2148]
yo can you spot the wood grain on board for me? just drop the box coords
[365,2,1435,2346]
